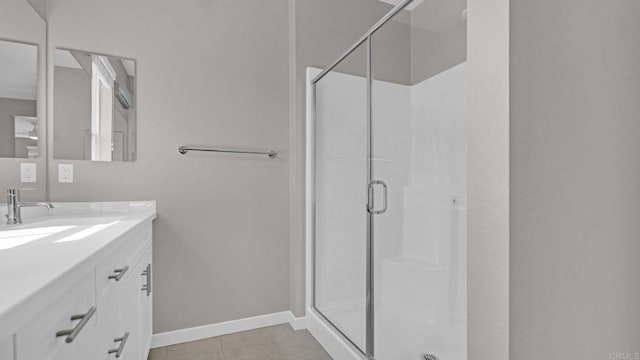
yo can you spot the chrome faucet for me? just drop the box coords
[6,189,54,225]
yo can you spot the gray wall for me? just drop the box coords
[26,0,46,20]
[0,0,46,201]
[410,0,467,84]
[510,0,640,358]
[47,0,290,333]
[468,0,510,359]
[0,97,37,157]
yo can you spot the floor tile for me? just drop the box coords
[277,330,332,360]
[222,341,282,360]
[166,337,224,360]
[269,323,296,342]
[148,347,168,360]
[153,324,331,360]
[220,327,273,350]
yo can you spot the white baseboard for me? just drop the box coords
[288,312,307,330]
[151,311,308,348]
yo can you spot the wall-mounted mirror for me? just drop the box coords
[0,39,39,159]
[54,49,136,162]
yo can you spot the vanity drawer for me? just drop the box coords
[96,224,151,299]
[15,271,97,360]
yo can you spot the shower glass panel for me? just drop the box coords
[311,1,466,359]
[313,42,368,353]
[371,0,466,360]
[371,1,467,359]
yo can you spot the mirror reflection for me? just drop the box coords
[0,39,39,159]
[54,49,136,161]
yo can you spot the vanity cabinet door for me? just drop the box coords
[98,251,142,359]
[115,256,142,360]
[114,247,152,360]
[102,248,148,360]
[96,227,152,360]
[97,272,125,360]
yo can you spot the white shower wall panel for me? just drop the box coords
[375,62,467,360]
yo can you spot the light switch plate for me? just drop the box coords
[20,163,37,183]
[58,164,73,183]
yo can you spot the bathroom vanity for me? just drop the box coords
[0,201,156,360]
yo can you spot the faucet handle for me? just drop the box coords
[7,189,20,197]
[7,188,36,194]
[7,188,37,204]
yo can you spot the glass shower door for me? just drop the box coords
[313,42,369,354]
[312,2,467,358]
[370,3,468,359]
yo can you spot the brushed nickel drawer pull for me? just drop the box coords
[108,332,129,358]
[108,266,129,281]
[55,306,96,343]
[141,264,151,296]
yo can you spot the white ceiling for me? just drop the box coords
[0,40,38,101]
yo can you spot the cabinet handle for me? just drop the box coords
[108,266,129,281]
[55,306,96,343]
[108,332,129,358]
[141,264,151,296]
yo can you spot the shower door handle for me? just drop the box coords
[367,180,388,215]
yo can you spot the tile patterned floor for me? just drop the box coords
[148,324,333,360]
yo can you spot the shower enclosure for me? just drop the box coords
[306,0,467,359]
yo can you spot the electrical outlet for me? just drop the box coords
[58,164,73,183]
[20,163,37,183]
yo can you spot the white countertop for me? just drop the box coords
[0,201,156,340]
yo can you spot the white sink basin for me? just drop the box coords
[0,215,124,228]
[0,216,125,250]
